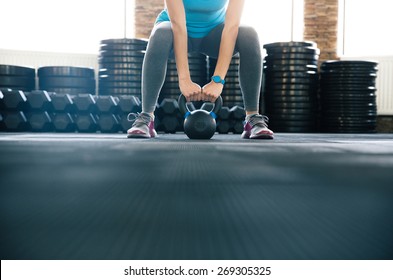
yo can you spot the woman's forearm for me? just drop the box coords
[172,23,191,82]
[213,25,239,79]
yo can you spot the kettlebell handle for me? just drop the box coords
[178,94,223,118]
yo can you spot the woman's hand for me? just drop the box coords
[201,81,224,102]
[179,78,202,102]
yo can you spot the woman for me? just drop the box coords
[127,0,274,139]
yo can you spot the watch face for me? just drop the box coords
[212,76,221,83]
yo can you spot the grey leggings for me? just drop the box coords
[142,21,262,113]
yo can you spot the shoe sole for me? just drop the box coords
[250,133,274,139]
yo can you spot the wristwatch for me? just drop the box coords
[211,75,225,85]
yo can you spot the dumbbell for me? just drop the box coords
[97,114,120,133]
[160,115,179,133]
[117,95,141,114]
[231,120,244,134]
[218,106,231,120]
[230,105,246,120]
[0,90,27,111]
[26,111,54,132]
[2,111,30,131]
[51,93,76,113]
[52,113,76,132]
[75,113,98,133]
[94,95,119,114]
[157,98,179,118]
[72,93,97,113]
[216,120,231,134]
[72,94,98,133]
[25,90,53,111]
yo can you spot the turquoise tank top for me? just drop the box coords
[155,0,229,38]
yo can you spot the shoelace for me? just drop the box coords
[127,113,151,127]
[248,114,269,128]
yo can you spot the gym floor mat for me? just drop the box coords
[1,133,393,259]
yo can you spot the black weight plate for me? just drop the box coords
[99,81,141,88]
[267,102,318,109]
[268,77,318,84]
[0,86,31,92]
[99,88,141,95]
[224,81,241,87]
[321,111,377,117]
[322,116,377,123]
[39,77,95,88]
[100,38,148,46]
[321,60,378,68]
[222,89,242,95]
[264,59,319,66]
[320,85,377,92]
[99,72,142,79]
[269,114,316,121]
[264,41,317,49]
[42,87,95,94]
[265,46,320,55]
[166,64,207,72]
[266,95,317,103]
[100,44,147,51]
[265,53,319,61]
[264,83,318,91]
[166,71,206,78]
[100,81,141,88]
[164,77,182,83]
[320,77,376,84]
[320,70,378,76]
[0,65,35,76]
[224,69,239,76]
[264,64,317,72]
[38,66,95,78]
[224,77,240,83]
[267,108,318,115]
[322,122,377,128]
[270,126,317,133]
[99,75,141,82]
[321,103,377,109]
[99,63,143,70]
[99,56,144,64]
[98,53,145,60]
[320,93,376,99]
[0,76,35,87]
[98,69,143,76]
[265,71,318,78]
[270,119,317,126]
[99,50,146,57]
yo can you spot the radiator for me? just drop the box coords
[341,56,393,115]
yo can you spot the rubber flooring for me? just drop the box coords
[0,133,393,260]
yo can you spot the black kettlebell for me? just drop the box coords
[178,94,223,139]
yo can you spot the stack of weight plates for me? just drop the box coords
[98,38,148,99]
[0,65,35,92]
[208,55,242,107]
[160,52,208,102]
[263,41,320,132]
[319,60,378,133]
[38,66,95,95]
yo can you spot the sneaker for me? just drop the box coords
[127,112,157,138]
[241,114,274,139]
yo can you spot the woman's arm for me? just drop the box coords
[166,0,202,101]
[202,0,245,102]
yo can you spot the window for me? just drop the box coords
[338,0,393,56]
[0,0,304,54]
[0,0,134,54]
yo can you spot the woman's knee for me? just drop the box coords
[149,22,173,44]
[236,26,260,52]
